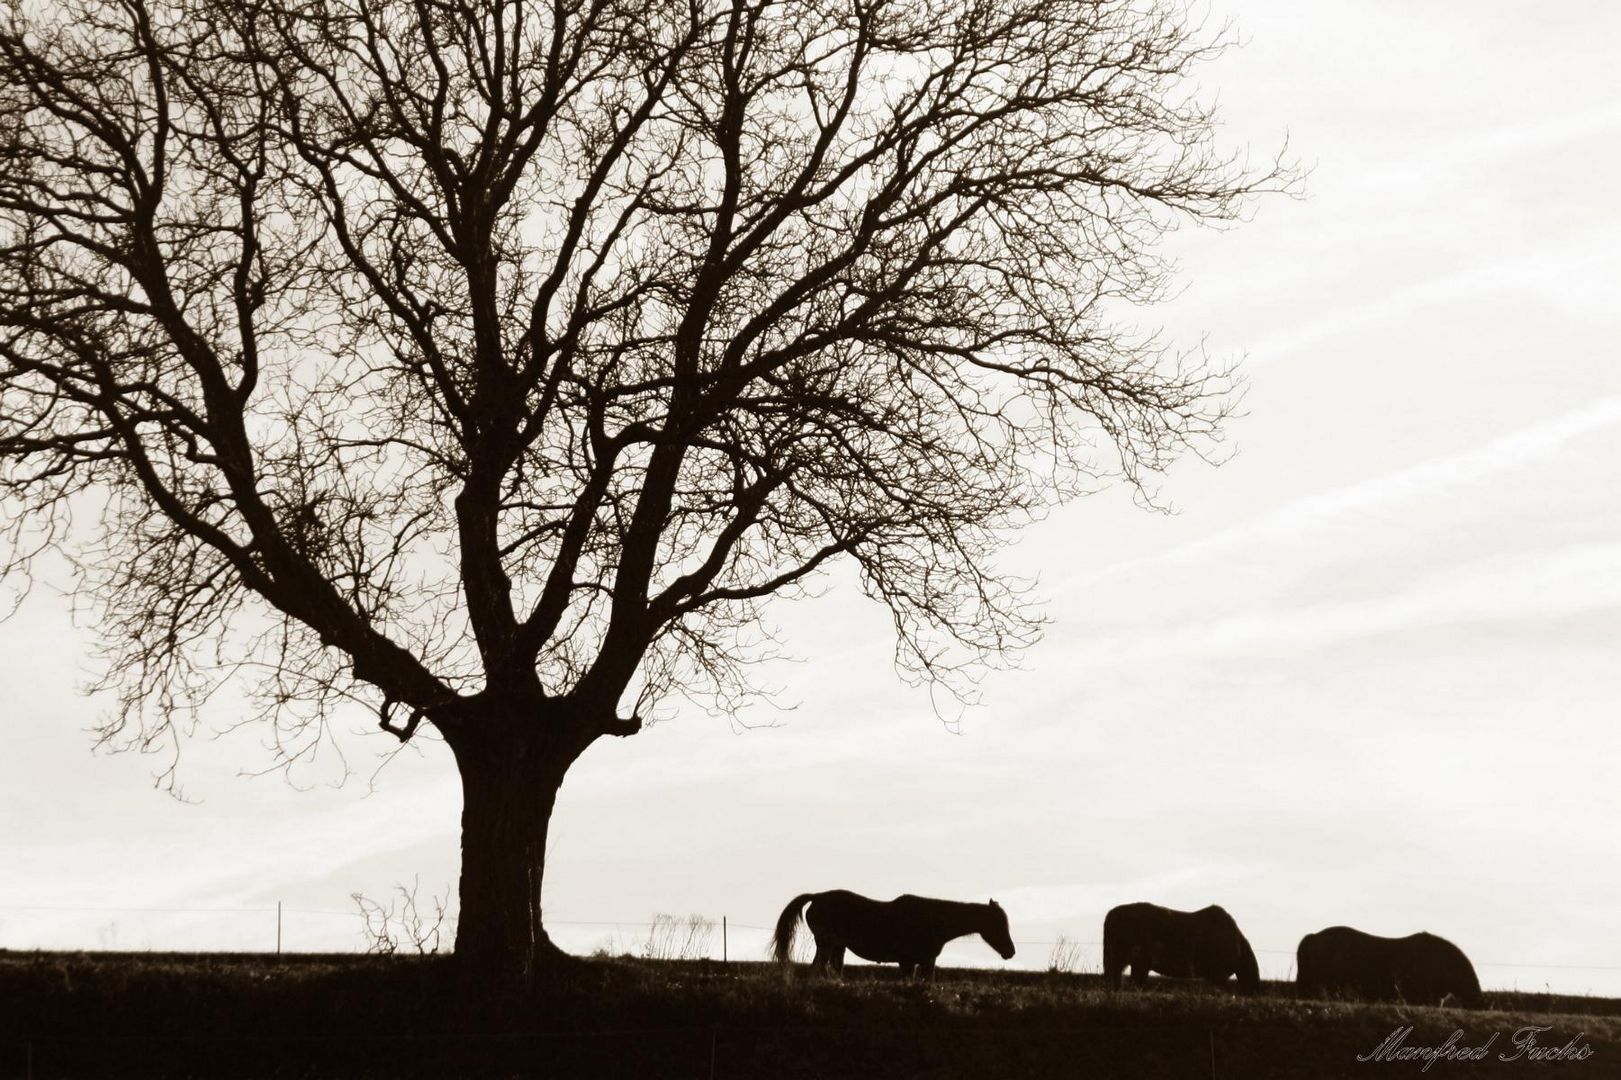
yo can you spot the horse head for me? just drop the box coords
[983,898,1016,960]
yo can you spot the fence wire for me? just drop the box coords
[2,904,1619,975]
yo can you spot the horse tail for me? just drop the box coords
[771,893,817,964]
[1236,931,1261,993]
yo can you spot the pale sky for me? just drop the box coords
[3,1,1619,996]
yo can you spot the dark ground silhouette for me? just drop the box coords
[1,951,1614,1079]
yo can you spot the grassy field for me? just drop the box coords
[1,951,1616,1079]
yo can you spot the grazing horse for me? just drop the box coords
[1296,926,1482,1007]
[1103,902,1260,993]
[771,890,1016,977]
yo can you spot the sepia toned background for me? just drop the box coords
[3,0,1617,994]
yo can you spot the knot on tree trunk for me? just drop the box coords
[378,698,423,742]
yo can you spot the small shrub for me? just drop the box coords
[352,877,449,955]
[638,914,716,961]
[1048,934,1087,974]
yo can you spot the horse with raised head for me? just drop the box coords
[1103,902,1261,993]
[771,890,1016,977]
[1296,926,1482,1007]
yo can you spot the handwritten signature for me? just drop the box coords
[1359,1025,1594,1070]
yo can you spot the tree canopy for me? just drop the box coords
[1,0,1286,977]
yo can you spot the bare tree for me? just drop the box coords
[1,0,1286,982]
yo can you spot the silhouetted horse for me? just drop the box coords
[771,890,1016,977]
[1103,902,1260,993]
[1296,926,1482,1007]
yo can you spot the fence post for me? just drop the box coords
[276,901,282,954]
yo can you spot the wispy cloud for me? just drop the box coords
[1343,101,1621,197]
[1241,239,1621,363]
[1066,542,1621,667]
[1061,395,1621,593]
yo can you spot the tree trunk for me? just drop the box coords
[447,721,579,985]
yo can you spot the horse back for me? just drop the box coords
[1105,902,1245,980]
[805,891,974,963]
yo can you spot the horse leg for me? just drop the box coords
[811,930,841,977]
[1103,941,1123,990]
[1131,957,1151,988]
[920,953,938,980]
